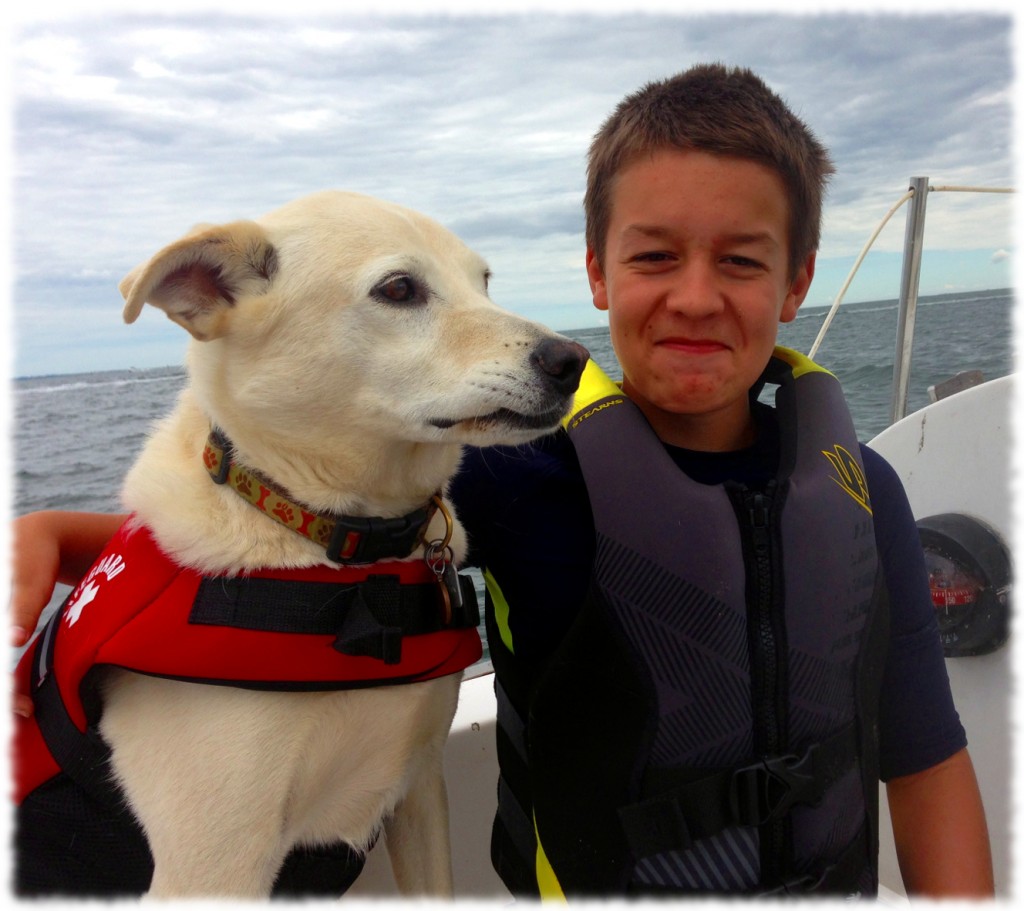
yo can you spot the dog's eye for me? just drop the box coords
[373,274,421,305]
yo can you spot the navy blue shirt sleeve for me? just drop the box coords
[449,434,594,665]
[863,445,967,780]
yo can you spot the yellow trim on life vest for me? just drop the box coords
[535,818,567,901]
[484,569,514,655]
[562,349,831,434]
[773,345,835,380]
[562,360,625,431]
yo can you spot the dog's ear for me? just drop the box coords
[120,220,278,340]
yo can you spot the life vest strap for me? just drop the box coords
[629,824,871,898]
[30,619,120,809]
[756,823,871,896]
[617,722,858,861]
[190,572,480,665]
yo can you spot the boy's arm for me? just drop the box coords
[10,510,126,646]
[886,746,994,897]
[10,510,125,717]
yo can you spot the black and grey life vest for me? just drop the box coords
[486,347,889,898]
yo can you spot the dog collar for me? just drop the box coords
[202,428,439,565]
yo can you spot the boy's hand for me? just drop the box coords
[10,512,64,649]
[8,510,124,717]
[10,512,65,717]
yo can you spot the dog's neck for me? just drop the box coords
[121,391,467,574]
[202,428,442,564]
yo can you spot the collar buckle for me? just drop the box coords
[325,507,433,565]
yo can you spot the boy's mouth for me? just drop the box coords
[656,337,730,354]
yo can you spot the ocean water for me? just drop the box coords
[10,290,1015,648]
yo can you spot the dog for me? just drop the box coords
[12,190,588,898]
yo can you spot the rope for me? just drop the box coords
[807,183,1014,359]
[928,185,1014,194]
[808,191,912,359]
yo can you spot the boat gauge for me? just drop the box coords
[917,513,1011,657]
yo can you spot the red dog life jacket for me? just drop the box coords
[13,520,482,804]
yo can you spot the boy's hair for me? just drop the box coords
[584,63,834,279]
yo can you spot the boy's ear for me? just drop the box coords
[586,248,609,312]
[781,252,816,323]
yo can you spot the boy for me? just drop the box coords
[11,64,992,898]
[448,63,992,897]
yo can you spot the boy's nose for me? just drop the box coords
[664,261,724,318]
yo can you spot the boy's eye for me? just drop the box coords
[722,255,764,269]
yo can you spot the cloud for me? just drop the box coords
[8,10,1017,375]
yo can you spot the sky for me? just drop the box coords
[3,1,1019,378]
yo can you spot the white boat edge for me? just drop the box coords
[868,373,1015,901]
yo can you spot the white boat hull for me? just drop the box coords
[868,374,1015,898]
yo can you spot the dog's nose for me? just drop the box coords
[531,338,589,395]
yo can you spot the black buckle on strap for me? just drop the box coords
[326,508,431,564]
[333,581,405,665]
[729,747,820,826]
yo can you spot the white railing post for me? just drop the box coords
[890,177,930,424]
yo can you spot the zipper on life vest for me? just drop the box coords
[732,480,789,889]
[745,486,782,749]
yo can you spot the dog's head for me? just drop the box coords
[120,191,587,458]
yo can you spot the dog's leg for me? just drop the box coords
[384,757,454,896]
[380,674,461,897]
[131,764,291,898]
[100,672,295,898]
[147,831,287,899]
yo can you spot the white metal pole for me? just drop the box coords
[890,177,930,424]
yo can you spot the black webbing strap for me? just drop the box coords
[757,823,871,897]
[30,611,122,810]
[617,722,858,861]
[190,572,479,665]
[628,823,871,898]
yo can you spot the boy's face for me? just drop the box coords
[587,148,814,450]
